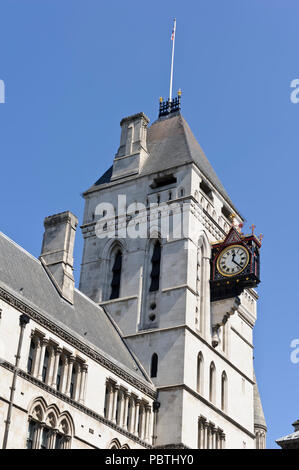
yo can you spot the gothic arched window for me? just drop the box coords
[150,353,158,378]
[209,362,216,403]
[149,241,161,292]
[110,249,122,299]
[221,371,227,412]
[197,353,203,393]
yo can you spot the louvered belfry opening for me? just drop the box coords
[110,250,122,299]
[149,241,161,292]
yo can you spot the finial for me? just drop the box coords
[178,88,182,97]
[238,223,244,235]
[159,96,163,103]
[259,234,264,243]
[250,224,256,235]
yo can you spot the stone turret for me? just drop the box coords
[111,112,149,180]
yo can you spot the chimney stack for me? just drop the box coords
[111,112,149,180]
[40,211,78,304]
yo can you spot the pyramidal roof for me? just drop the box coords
[90,112,239,216]
[253,370,267,430]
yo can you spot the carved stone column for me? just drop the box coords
[33,423,42,449]
[198,418,205,449]
[60,355,68,394]
[65,355,75,397]
[37,338,48,381]
[32,337,41,377]
[220,432,226,449]
[122,392,130,430]
[79,364,88,404]
[46,344,55,385]
[117,389,124,426]
[134,399,141,436]
[51,347,62,389]
[211,425,216,449]
[144,405,151,441]
[128,398,135,433]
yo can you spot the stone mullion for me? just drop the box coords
[122,392,130,430]
[34,423,43,449]
[51,347,62,389]
[45,345,55,385]
[79,364,87,403]
[37,339,48,381]
[198,419,205,448]
[144,405,151,442]
[65,355,75,397]
[112,385,119,423]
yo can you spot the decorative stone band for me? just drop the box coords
[0,360,152,448]
[0,286,156,399]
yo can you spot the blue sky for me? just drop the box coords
[0,0,298,448]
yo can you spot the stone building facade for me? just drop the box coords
[0,105,266,449]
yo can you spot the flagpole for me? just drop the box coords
[169,18,176,102]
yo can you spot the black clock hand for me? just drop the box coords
[232,259,242,268]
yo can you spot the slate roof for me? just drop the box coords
[92,113,238,214]
[0,232,151,384]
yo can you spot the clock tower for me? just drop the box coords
[79,95,267,448]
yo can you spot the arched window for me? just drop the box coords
[221,371,227,412]
[209,362,216,403]
[110,249,122,299]
[42,347,50,383]
[196,353,203,393]
[149,241,161,292]
[150,353,158,378]
[27,339,36,374]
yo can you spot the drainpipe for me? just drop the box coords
[152,399,160,447]
[2,313,30,449]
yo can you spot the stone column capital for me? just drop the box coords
[68,355,76,364]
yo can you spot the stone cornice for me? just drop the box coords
[0,286,156,399]
[0,361,152,448]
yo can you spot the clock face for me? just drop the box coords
[217,244,249,277]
